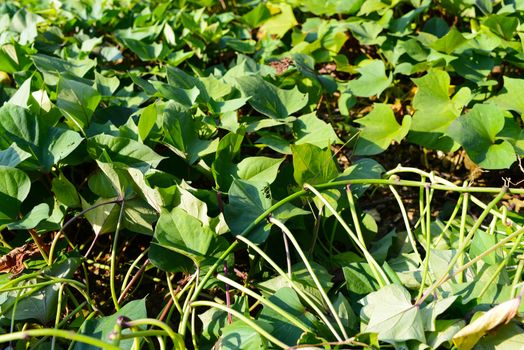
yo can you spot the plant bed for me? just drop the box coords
[0,1,524,349]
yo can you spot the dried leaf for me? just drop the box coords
[0,243,40,274]
[452,297,522,350]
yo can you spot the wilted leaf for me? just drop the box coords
[453,298,522,350]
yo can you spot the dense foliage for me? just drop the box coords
[0,0,524,349]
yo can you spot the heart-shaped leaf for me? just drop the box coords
[224,179,272,244]
[237,75,308,120]
[354,103,411,156]
[447,103,516,169]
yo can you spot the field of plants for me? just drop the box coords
[1,0,524,349]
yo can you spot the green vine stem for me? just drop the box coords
[416,184,434,301]
[416,218,524,306]
[31,301,88,349]
[166,273,184,315]
[123,318,181,344]
[51,283,65,350]
[432,183,466,247]
[216,274,312,333]
[457,192,470,283]
[176,173,524,339]
[270,216,349,340]
[304,183,389,287]
[478,229,524,299]
[388,181,422,265]
[0,329,121,350]
[120,248,149,294]
[235,234,344,342]
[110,199,126,311]
[345,185,366,245]
[191,300,289,349]
[511,259,524,298]
[48,198,124,265]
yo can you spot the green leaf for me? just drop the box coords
[237,75,308,120]
[41,127,84,171]
[0,143,31,167]
[258,287,316,345]
[291,143,339,186]
[475,321,524,350]
[32,54,96,85]
[354,104,411,156]
[122,197,158,235]
[118,37,169,61]
[346,60,392,97]
[427,319,466,349]
[491,77,524,115]
[94,72,120,97]
[218,320,270,349]
[126,167,163,213]
[0,44,31,73]
[335,158,385,197]
[431,27,467,54]
[87,134,165,170]
[0,104,83,171]
[0,166,30,225]
[359,284,426,343]
[293,112,340,147]
[75,299,147,350]
[212,131,244,190]
[484,14,518,40]
[408,69,469,152]
[138,103,158,142]
[343,263,379,298]
[57,77,101,130]
[235,156,284,183]
[153,207,225,268]
[470,230,503,265]
[447,104,516,169]
[8,77,32,108]
[224,179,272,244]
[242,2,271,27]
[52,173,81,208]
[333,292,358,331]
[258,3,297,38]
[82,197,120,236]
[1,257,80,323]
[7,203,49,230]
[256,134,292,154]
[0,104,38,152]
[162,101,217,164]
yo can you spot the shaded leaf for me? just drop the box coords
[237,75,308,120]
[224,179,272,244]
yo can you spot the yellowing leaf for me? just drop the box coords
[258,3,297,38]
[452,297,521,350]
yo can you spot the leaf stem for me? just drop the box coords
[304,183,389,287]
[236,235,344,342]
[110,199,126,311]
[48,198,124,265]
[216,274,312,333]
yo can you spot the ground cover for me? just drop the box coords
[0,0,524,349]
